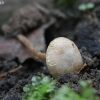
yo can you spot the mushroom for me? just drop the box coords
[46,37,83,77]
[20,37,83,77]
[0,36,84,78]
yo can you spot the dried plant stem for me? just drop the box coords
[0,65,22,78]
[34,3,50,15]
[78,63,87,73]
[17,34,46,59]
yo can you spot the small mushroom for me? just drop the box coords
[0,37,84,78]
[17,36,83,77]
[23,37,83,77]
[46,37,83,77]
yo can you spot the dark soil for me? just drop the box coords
[0,0,100,100]
[0,59,49,100]
[58,69,100,95]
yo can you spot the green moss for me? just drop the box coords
[22,75,100,100]
[53,80,99,100]
[22,74,56,100]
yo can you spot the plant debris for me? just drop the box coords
[0,28,46,63]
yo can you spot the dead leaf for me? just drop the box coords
[0,27,46,63]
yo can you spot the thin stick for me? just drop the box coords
[78,63,87,73]
[17,34,46,59]
[34,3,66,19]
[34,3,50,15]
[0,65,22,78]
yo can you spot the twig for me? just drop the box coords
[50,9,66,19]
[34,3,50,15]
[78,63,87,73]
[41,17,56,29]
[34,3,66,19]
[0,65,22,78]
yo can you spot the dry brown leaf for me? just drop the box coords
[0,28,46,62]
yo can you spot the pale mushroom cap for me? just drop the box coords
[46,37,83,77]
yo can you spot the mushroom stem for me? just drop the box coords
[17,34,46,59]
